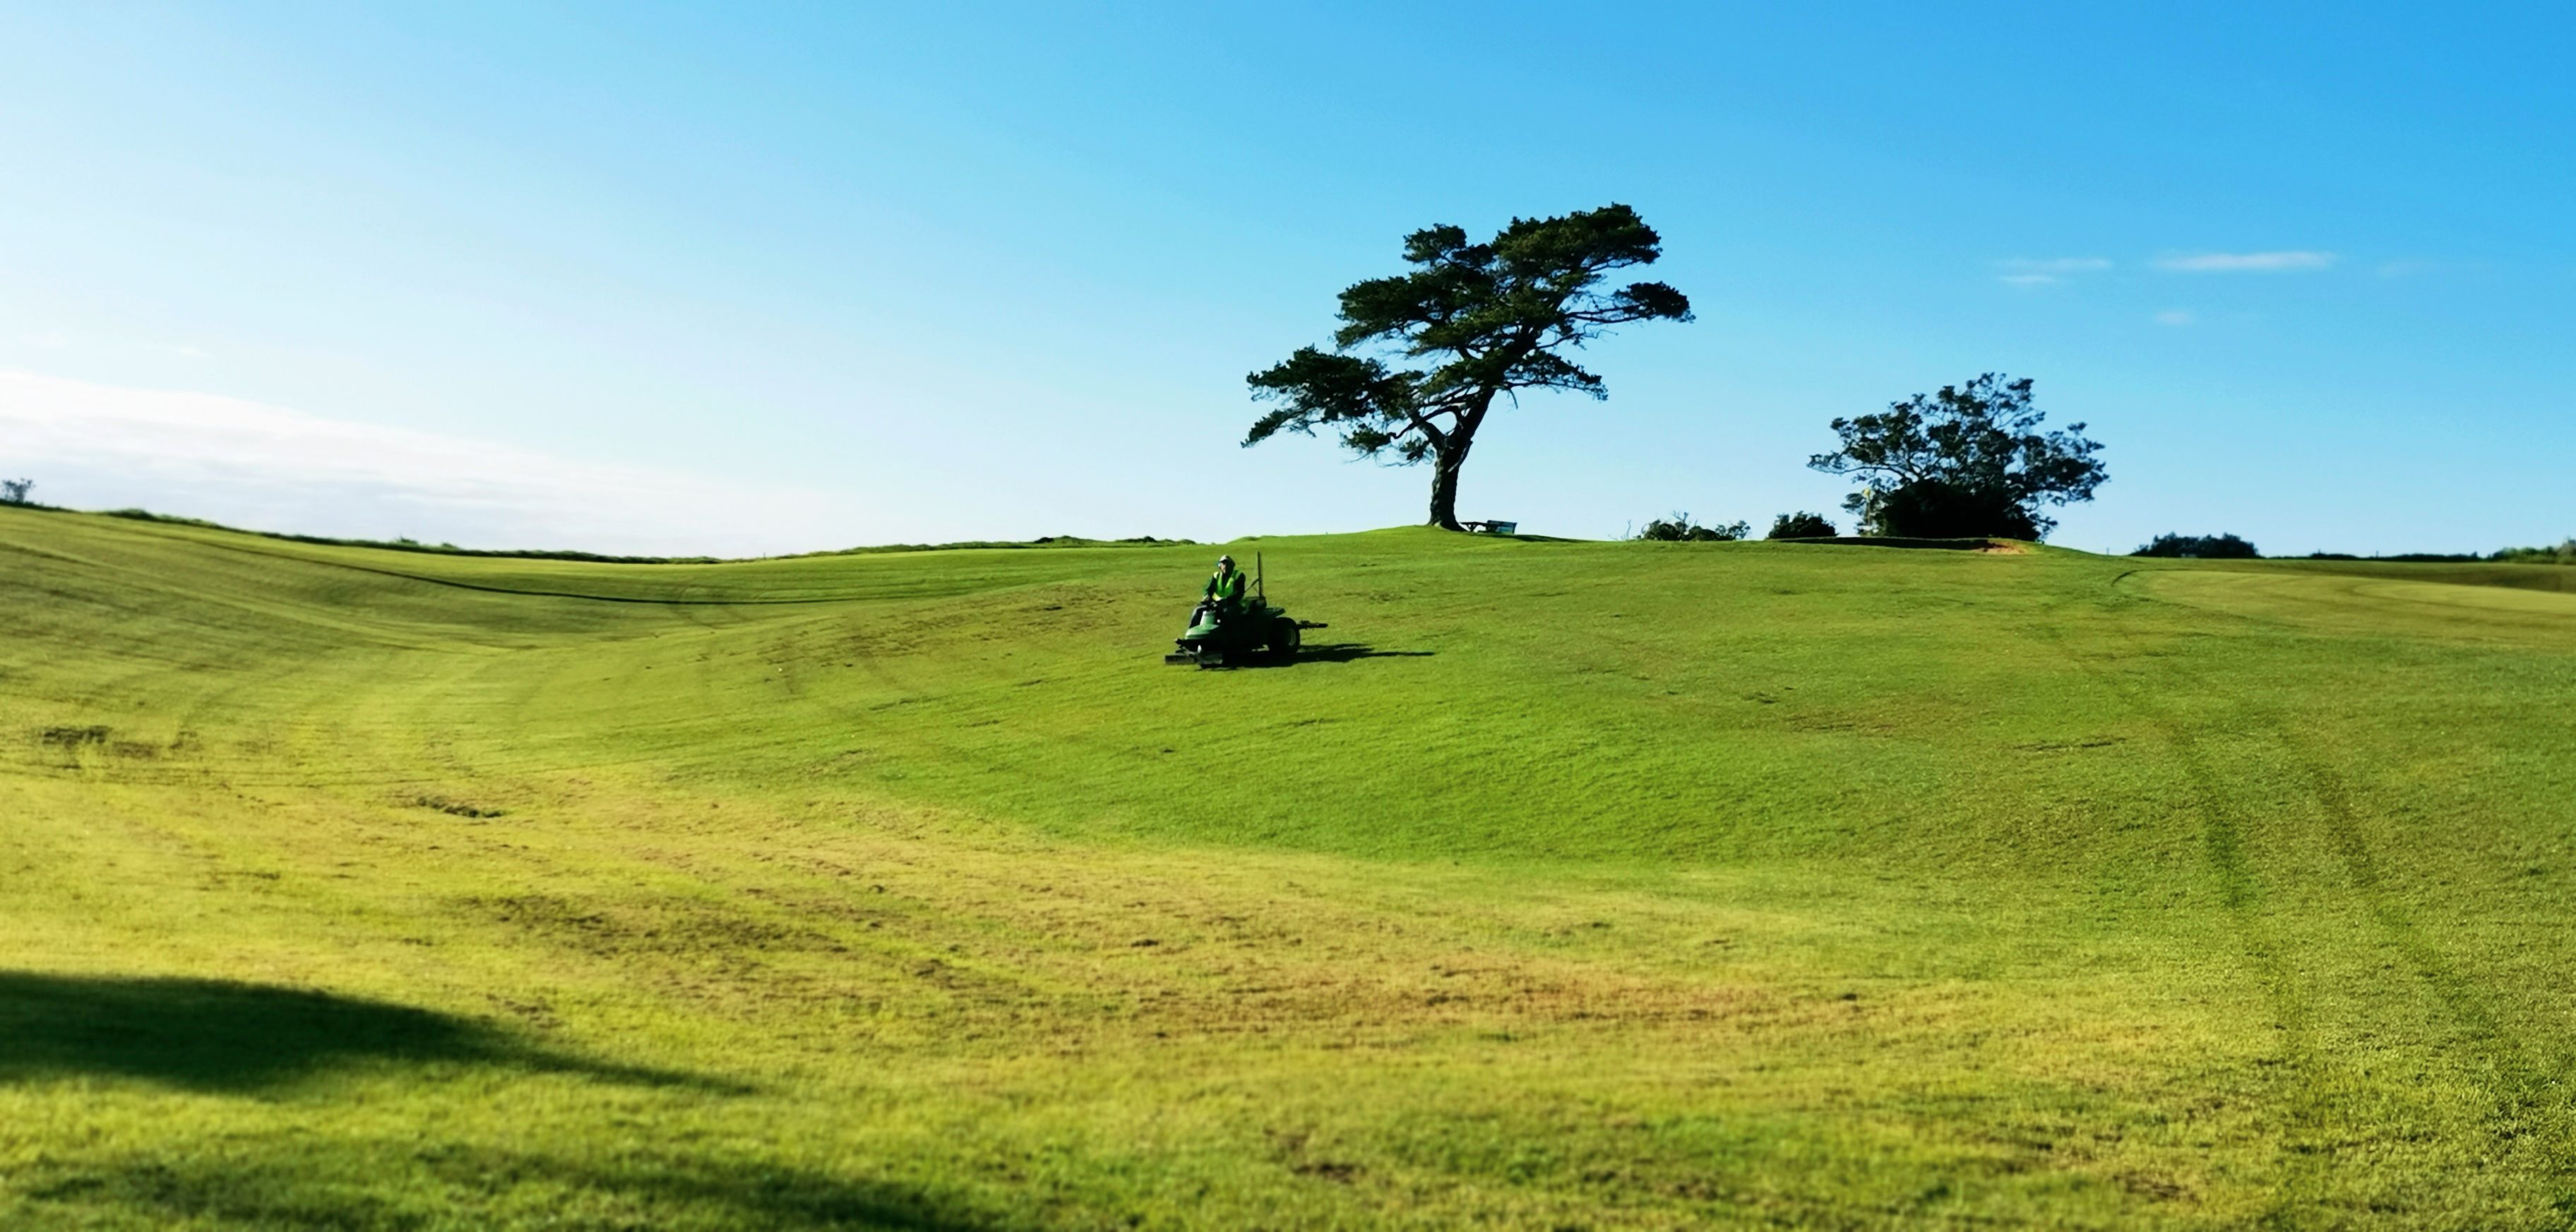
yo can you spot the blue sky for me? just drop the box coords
[2,3,2568,555]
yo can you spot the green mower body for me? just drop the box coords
[1164,553,1315,668]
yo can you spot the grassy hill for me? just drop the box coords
[4,506,2573,1229]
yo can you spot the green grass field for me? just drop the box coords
[5,506,2574,1229]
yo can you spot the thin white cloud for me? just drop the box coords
[2155,251,2338,273]
[18,331,72,349]
[2154,309,2197,326]
[1996,256,2111,287]
[2375,259,2478,278]
[0,369,886,556]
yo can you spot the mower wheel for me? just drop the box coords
[1270,617,1301,664]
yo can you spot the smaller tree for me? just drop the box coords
[2134,533,2258,559]
[0,478,32,506]
[1808,374,2104,539]
[1767,511,1837,539]
[1635,512,1748,542]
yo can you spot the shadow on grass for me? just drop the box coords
[23,1144,1001,1231]
[1263,642,1436,668]
[1783,535,2022,551]
[0,971,730,1094]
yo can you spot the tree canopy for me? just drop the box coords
[1808,374,2105,540]
[1244,205,1690,529]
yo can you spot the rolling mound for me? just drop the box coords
[4,506,2574,1228]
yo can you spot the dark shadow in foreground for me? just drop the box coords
[1270,642,1436,667]
[20,1144,1001,1232]
[0,971,731,1094]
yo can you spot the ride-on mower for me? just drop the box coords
[1164,552,1320,668]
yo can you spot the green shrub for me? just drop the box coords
[2134,533,2259,559]
[1767,511,1837,540]
[1634,513,1748,542]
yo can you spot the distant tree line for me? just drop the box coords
[2297,540,2576,564]
[2120,534,2575,564]
[2496,539,2576,565]
[1,478,33,506]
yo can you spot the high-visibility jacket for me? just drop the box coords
[1204,568,1245,605]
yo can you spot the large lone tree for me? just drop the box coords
[1244,204,1691,530]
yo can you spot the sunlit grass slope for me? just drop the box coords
[4,506,2574,1228]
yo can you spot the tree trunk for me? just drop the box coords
[1426,442,1468,531]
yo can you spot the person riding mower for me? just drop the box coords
[1164,552,1315,668]
[1191,555,1246,626]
